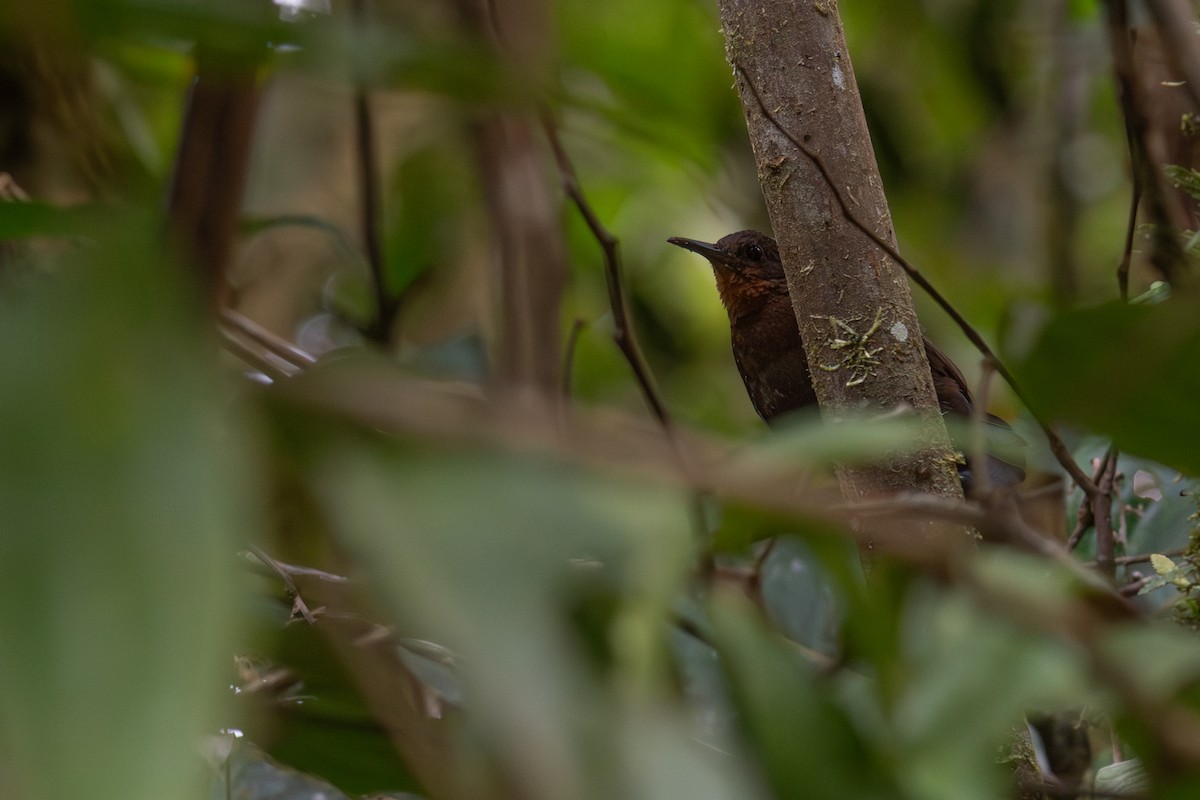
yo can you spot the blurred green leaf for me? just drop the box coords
[893,566,1091,800]
[0,219,252,800]
[0,201,114,239]
[709,593,900,800]
[1017,299,1200,476]
[737,410,962,472]
[315,446,697,798]
[384,138,474,299]
[1100,624,1200,703]
[617,709,767,800]
[56,0,283,54]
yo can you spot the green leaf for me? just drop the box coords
[709,593,899,800]
[1016,300,1200,476]
[894,555,1095,800]
[0,201,115,240]
[314,445,699,796]
[1101,624,1200,702]
[0,219,252,800]
[1152,554,1180,576]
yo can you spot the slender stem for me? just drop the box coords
[561,318,587,404]
[249,546,317,624]
[218,326,297,380]
[219,308,317,366]
[1117,176,1141,302]
[1086,547,1185,569]
[538,110,672,427]
[352,0,392,343]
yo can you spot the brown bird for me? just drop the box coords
[668,229,1024,492]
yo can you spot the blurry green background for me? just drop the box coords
[5,2,1199,800]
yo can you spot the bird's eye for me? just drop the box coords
[745,244,764,261]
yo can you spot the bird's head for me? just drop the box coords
[668,229,788,320]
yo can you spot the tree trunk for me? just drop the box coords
[716,2,963,524]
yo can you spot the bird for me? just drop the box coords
[667,229,1024,493]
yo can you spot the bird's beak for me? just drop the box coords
[668,236,728,265]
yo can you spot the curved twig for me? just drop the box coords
[538,110,673,428]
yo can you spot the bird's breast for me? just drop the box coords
[729,299,817,423]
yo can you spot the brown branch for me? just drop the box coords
[539,110,673,428]
[1120,574,1154,597]
[219,308,317,368]
[732,62,1099,498]
[218,325,297,381]
[1066,497,1094,552]
[249,545,317,624]
[1093,446,1120,578]
[166,44,262,309]
[1117,177,1141,302]
[1103,0,1191,286]
[1088,547,1186,568]
[1068,448,1121,553]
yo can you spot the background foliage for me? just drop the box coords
[2,1,1200,799]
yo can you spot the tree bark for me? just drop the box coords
[716,1,963,515]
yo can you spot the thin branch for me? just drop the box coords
[1120,574,1154,597]
[166,44,261,308]
[1093,446,1120,578]
[1087,547,1186,568]
[218,326,298,381]
[538,110,673,428]
[249,545,318,624]
[560,317,587,404]
[732,62,1099,498]
[1067,496,1094,551]
[535,109,716,572]
[1067,448,1121,552]
[1117,176,1141,302]
[219,308,317,367]
[352,0,393,344]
